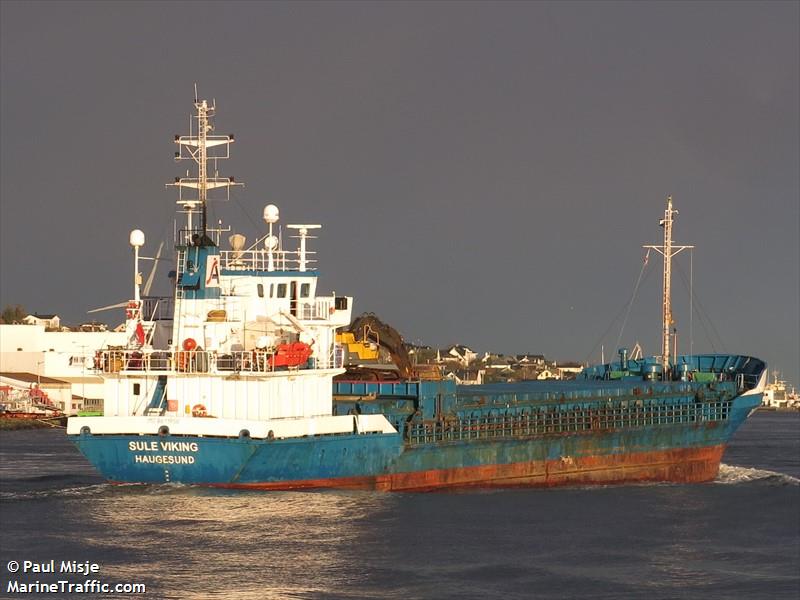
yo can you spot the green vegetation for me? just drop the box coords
[0,304,26,324]
[0,417,54,431]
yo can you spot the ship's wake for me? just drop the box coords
[0,483,112,502]
[2,466,797,501]
[715,463,799,486]
[0,481,193,502]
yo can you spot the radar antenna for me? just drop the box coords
[167,91,243,245]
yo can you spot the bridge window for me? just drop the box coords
[300,283,310,298]
[257,283,264,298]
[277,283,287,298]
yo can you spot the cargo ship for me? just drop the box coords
[66,96,767,490]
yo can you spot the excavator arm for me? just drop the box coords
[348,313,414,379]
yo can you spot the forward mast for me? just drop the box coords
[644,196,693,374]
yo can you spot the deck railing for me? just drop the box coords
[140,296,174,321]
[219,249,317,272]
[95,347,344,375]
[296,297,334,320]
[407,399,733,445]
[579,354,766,393]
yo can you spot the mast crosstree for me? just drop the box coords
[644,196,693,374]
[167,95,243,245]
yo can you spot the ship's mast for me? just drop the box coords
[167,93,242,244]
[644,196,693,376]
[197,99,209,234]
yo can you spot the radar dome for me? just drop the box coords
[263,204,279,224]
[129,229,145,248]
[265,235,279,250]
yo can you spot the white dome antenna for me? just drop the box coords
[129,229,145,302]
[264,235,279,250]
[263,204,279,224]
[263,205,280,272]
[129,229,145,248]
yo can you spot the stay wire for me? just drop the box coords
[672,260,726,353]
[582,256,655,365]
[204,192,263,249]
[614,249,652,353]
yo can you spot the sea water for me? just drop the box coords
[1,412,798,599]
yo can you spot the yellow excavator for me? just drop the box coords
[335,313,440,381]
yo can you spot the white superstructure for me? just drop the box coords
[88,96,357,428]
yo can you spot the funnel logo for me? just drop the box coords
[205,256,221,288]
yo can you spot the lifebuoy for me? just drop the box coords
[182,338,198,351]
[191,404,207,417]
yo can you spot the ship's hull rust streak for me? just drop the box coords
[200,445,725,492]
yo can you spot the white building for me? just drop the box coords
[0,324,127,414]
[557,362,584,380]
[444,345,478,367]
[536,368,558,380]
[22,313,61,330]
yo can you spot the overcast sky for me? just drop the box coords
[1,1,798,384]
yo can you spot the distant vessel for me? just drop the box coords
[0,385,63,419]
[762,371,800,410]
[67,97,767,489]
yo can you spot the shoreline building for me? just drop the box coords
[0,324,127,414]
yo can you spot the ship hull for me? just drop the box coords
[68,361,766,491]
[69,413,748,491]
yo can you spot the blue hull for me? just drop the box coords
[69,382,761,490]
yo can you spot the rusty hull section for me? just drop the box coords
[211,444,725,492]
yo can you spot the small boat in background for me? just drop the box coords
[0,384,63,419]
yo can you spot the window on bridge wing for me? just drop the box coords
[257,284,264,298]
[300,283,310,298]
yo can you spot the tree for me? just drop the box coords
[0,304,26,324]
